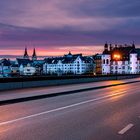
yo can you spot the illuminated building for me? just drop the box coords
[43,52,95,75]
[101,43,140,74]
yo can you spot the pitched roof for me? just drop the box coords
[44,53,94,64]
[16,58,32,66]
[32,48,37,57]
[130,48,137,54]
[0,59,11,66]
[32,60,45,67]
[109,45,135,61]
[11,63,19,67]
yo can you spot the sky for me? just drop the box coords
[0,0,140,57]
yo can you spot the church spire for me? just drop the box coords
[23,47,29,59]
[32,48,37,60]
[132,41,135,48]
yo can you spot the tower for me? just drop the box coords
[132,41,135,48]
[109,44,113,51]
[102,43,111,75]
[32,48,37,61]
[23,47,29,59]
[104,42,108,52]
[129,48,137,74]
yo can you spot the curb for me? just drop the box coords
[0,80,139,106]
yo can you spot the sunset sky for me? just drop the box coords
[0,0,140,57]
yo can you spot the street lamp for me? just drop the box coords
[113,54,121,60]
[113,54,121,79]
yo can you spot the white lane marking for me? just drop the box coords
[0,91,126,126]
[118,124,134,135]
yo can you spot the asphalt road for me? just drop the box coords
[0,81,140,140]
[0,77,140,101]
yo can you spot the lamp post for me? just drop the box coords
[113,54,121,80]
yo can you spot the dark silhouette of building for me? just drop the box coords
[23,48,29,59]
[32,48,37,61]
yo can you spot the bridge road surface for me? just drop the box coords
[0,82,140,139]
[0,77,140,101]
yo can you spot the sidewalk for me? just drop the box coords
[0,77,140,104]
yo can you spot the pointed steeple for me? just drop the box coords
[68,51,72,55]
[32,48,37,61]
[23,47,29,59]
[132,41,135,48]
[32,48,36,57]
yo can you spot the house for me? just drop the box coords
[11,62,19,76]
[0,59,11,77]
[15,48,40,76]
[43,52,95,75]
[101,43,140,75]
[93,54,102,75]
[16,58,35,75]
[33,60,45,75]
[23,63,36,76]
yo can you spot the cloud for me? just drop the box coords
[0,0,139,30]
[0,0,140,56]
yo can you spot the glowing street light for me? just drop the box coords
[113,54,121,60]
[113,53,121,79]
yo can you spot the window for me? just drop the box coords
[103,59,105,64]
[122,71,125,74]
[106,59,109,64]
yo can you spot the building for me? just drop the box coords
[33,60,45,75]
[101,43,140,75]
[93,54,102,75]
[43,52,95,75]
[14,48,42,76]
[11,62,19,76]
[23,48,29,59]
[0,59,11,77]
[23,63,36,76]
[32,48,37,61]
[102,43,111,75]
[16,58,33,75]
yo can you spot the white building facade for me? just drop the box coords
[102,43,111,75]
[101,43,140,75]
[43,53,95,75]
